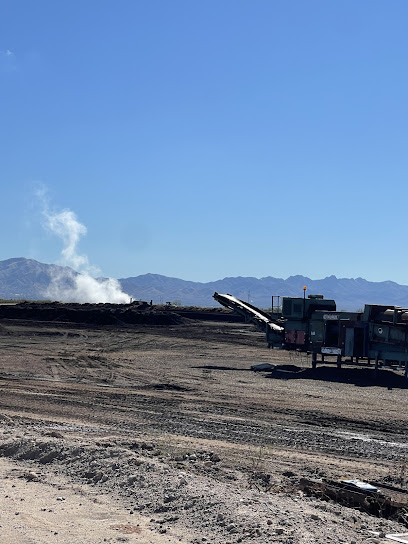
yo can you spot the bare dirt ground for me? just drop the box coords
[1,311,408,543]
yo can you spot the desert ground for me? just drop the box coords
[1,304,408,543]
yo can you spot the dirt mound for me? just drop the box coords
[160,305,243,322]
[0,434,286,542]
[0,302,189,326]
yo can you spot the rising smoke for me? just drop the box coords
[42,205,130,304]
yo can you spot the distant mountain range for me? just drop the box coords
[1,257,408,311]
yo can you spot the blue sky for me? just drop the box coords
[1,0,408,284]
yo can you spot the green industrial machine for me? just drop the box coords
[279,293,337,348]
[213,291,408,378]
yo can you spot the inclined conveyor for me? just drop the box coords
[213,292,284,346]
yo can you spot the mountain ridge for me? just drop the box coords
[1,257,408,310]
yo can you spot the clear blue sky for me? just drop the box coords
[2,0,408,283]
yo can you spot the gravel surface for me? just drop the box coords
[0,315,408,543]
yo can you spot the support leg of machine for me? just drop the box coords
[375,354,379,377]
[312,352,317,369]
[337,354,342,369]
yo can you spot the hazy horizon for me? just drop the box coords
[3,256,408,288]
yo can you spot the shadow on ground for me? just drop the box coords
[193,365,251,372]
[265,365,408,389]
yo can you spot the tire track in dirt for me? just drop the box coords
[0,379,407,463]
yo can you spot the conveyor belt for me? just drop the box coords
[212,292,284,335]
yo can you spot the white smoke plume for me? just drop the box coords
[42,206,130,304]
